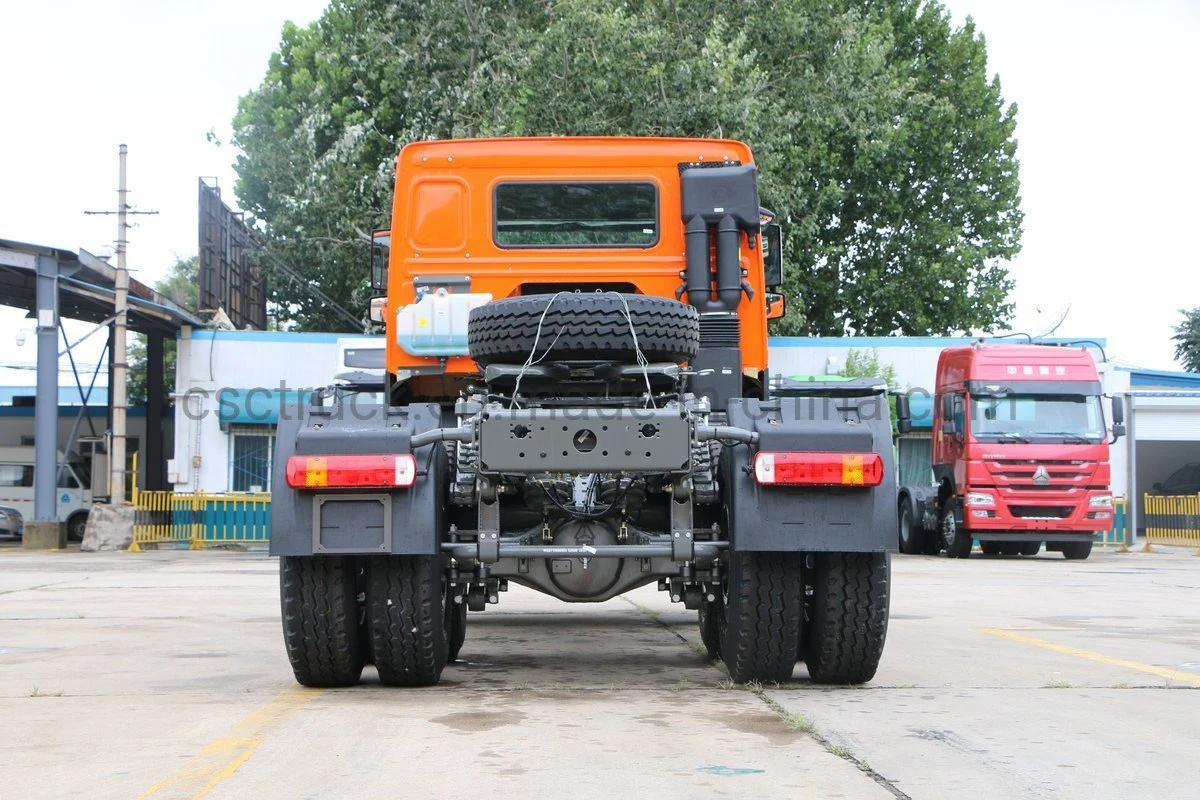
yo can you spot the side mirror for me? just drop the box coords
[1111,396,1125,425]
[1112,422,1126,440]
[763,223,783,288]
[895,393,912,435]
[370,230,391,292]
[766,292,786,320]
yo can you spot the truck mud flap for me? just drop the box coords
[724,397,897,552]
[270,401,445,556]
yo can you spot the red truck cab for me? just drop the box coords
[900,343,1124,560]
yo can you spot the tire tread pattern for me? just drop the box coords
[367,555,447,686]
[720,551,802,683]
[280,556,365,688]
[803,552,890,685]
[467,293,700,366]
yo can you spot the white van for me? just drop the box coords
[0,446,92,541]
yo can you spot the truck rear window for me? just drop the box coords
[494,182,657,248]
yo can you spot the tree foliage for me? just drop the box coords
[1173,308,1200,373]
[233,0,1022,335]
[841,348,899,390]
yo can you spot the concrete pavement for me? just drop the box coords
[1,545,1197,799]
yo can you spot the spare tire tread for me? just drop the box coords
[468,293,700,366]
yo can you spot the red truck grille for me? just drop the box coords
[987,460,1094,490]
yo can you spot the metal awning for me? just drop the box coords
[0,238,203,334]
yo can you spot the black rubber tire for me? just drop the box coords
[446,595,467,663]
[941,500,972,559]
[67,511,89,542]
[367,555,448,686]
[467,293,700,367]
[719,550,802,683]
[1061,539,1093,560]
[981,542,1003,556]
[697,595,723,660]
[1020,542,1041,556]
[803,552,890,685]
[280,556,365,688]
[898,503,924,555]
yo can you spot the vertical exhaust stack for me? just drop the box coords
[679,163,760,316]
[679,164,760,409]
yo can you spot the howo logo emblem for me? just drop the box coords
[1032,465,1051,486]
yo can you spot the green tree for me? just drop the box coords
[841,348,899,389]
[127,257,199,407]
[1173,308,1200,372]
[233,0,1022,337]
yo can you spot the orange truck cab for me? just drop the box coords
[897,343,1125,560]
[369,137,784,403]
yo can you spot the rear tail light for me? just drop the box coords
[753,452,884,487]
[285,454,416,489]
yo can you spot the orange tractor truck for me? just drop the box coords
[271,138,897,687]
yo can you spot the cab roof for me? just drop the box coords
[398,137,755,169]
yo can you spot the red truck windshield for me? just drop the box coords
[970,393,1104,443]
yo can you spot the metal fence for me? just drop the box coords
[1095,498,1128,549]
[131,491,271,551]
[1143,494,1200,554]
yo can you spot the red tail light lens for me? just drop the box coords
[753,452,884,487]
[285,454,416,489]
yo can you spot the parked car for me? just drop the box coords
[1152,463,1200,495]
[0,505,23,539]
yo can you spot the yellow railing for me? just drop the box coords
[1143,493,1200,555]
[130,491,272,551]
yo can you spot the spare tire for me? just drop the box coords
[467,293,700,367]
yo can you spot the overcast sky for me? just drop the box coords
[1,0,1197,385]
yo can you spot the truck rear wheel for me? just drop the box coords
[367,555,448,686]
[467,293,700,366]
[1061,540,1093,560]
[941,500,972,558]
[898,502,924,555]
[719,550,802,683]
[1020,541,1041,556]
[280,556,365,688]
[803,552,890,685]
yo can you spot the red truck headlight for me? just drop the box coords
[285,454,416,489]
[753,452,884,487]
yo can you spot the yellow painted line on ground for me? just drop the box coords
[137,686,323,799]
[979,627,1200,688]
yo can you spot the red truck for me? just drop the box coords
[896,343,1125,560]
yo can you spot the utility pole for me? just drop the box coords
[85,144,157,503]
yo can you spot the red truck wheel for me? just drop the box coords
[940,500,972,559]
[898,503,924,555]
[1061,540,1093,560]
